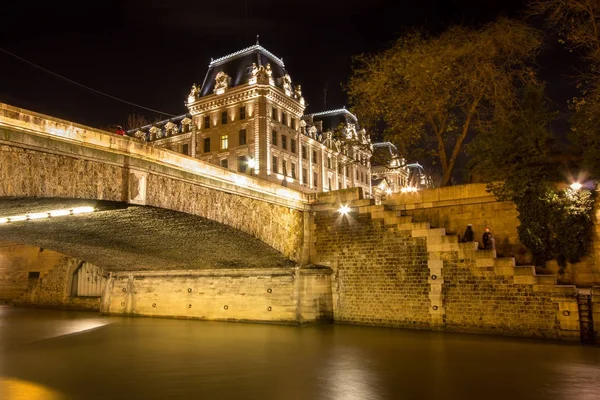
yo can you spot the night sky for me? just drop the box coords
[1,0,533,131]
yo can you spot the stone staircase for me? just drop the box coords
[364,204,558,285]
[352,203,583,339]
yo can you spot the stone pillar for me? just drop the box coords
[127,169,148,206]
[257,94,268,179]
[191,124,197,158]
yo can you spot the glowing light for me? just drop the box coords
[49,209,71,217]
[276,173,285,180]
[0,206,97,224]
[385,189,393,195]
[27,212,50,220]
[401,186,418,193]
[247,158,256,169]
[71,206,95,214]
[570,182,582,191]
[339,205,351,215]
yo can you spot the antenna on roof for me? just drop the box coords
[256,34,260,45]
[245,0,248,46]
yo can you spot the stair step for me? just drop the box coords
[412,228,446,238]
[427,235,459,245]
[459,249,497,259]
[535,275,557,285]
[397,222,430,231]
[514,266,535,276]
[459,242,479,251]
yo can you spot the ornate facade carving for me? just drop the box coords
[214,71,230,95]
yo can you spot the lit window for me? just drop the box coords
[220,134,228,150]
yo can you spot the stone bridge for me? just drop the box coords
[0,103,310,267]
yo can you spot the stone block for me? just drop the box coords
[397,222,430,231]
[412,228,446,237]
[514,266,535,276]
[427,242,460,252]
[427,235,458,245]
[475,258,495,268]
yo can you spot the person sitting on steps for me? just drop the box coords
[482,228,494,250]
[462,224,474,242]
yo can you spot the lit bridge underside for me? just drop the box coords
[0,198,295,271]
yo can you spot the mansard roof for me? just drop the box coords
[305,108,358,132]
[125,113,191,135]
[199,44,289,97]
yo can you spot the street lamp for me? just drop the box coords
[570,182,582,191]
[338,205,351,215]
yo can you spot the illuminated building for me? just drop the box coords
[128,44,372,195]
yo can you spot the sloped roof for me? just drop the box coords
[199,45,289,97]
[306,108,358,132]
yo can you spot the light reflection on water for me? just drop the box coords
[0,305,599,400]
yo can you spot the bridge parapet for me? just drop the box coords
[0,103,307,210]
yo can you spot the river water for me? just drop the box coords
[0,305,599,400]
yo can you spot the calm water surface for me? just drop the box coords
[0,305,599,400]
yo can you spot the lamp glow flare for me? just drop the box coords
[570,182,582,191]
[338,205,351,215]
[0,206,96,224]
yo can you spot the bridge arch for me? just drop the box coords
[0,103,308,262]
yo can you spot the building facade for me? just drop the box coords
[370,141,432,200]
[129,44,372,195]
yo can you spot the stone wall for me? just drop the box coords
[385,184,525,262]
[441,252,571,339]
[314,210,432,329]
[145,174,304,261]
[312,195,580,340]
[385,183,600,286]
[100,266,333,324]
[14,255,102,311]
[0,241,66,302]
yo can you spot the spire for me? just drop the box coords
[256,35,260,45]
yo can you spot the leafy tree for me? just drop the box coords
[347,18,541,186]
[471,84,596,269]
[529,0,600,175]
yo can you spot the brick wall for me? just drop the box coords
[315,211,432,329]
[442,253,563,338]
